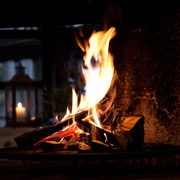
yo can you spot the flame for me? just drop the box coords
[34,122,88,147]
[92,106,101,127]
[17,102,23,109]
[80,27,115,108]
[62,107,70,122]
[72,87,78,114]
[75,27,116,127]
[104,133,108,143]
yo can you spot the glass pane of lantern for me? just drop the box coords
[21,58,34,79]
[38,88,43,117]
[0,60,16,82]
[0,90,6,127]
[0,58,42,82]
[21,57,42,81]
[8,88,12,120]
[34,58,43,81]
[30,88,35,120]
[16,88,28,123]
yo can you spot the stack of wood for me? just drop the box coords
[15,108,144,152]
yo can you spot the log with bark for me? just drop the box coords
[121,115,145,150]
[14,110,88,148]
[77,115,144,151]
[15,108,144,151]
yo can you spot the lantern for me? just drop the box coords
[5,63,39,126]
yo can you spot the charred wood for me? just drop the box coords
[77,121,128,150]
[14,110,88,148]
[116,115,145,151]
[91,139,110,151]
[78,115,144,151]
[14,110,144,152]
[40,136,91,152]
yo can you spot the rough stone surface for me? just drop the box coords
[108,10,180,145]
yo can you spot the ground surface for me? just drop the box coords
[0,159,180,180]
[0,127,33,148]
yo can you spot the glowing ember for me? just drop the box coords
[34,122,88,147]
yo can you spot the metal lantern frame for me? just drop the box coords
[5,64,39,126]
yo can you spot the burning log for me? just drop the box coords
[15,114,144,151]
[77,115,144,151]
[40,136,92,152]
[114,115,145,151]
[91,139,110,151]
[121,115,145,150]
[14,110,88,148]
[39,115,144,151]
[33,122,89,147]
[76,121,127,150]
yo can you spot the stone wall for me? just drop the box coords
[110,10,180,145]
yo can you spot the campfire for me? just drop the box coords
[15,27,144,152]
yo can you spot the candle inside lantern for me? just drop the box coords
[16,102,26,123]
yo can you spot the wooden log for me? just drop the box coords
[15,110,144,152]
[40,137,91,152]
[14,110,88,148]
[121,115,145,150]
[33,122,90,147]
[32,120,126,151]
[14,120,68,148]
[77,115,144,151]
[91,139,110,151]
[77,121,128,151]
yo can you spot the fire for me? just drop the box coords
[71,27,116,127]
[34,122,88,147]
[61,107,70,121]
[34,27,116,147]
[17,102,23,109]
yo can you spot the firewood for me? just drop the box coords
[33,122,90,147]
[15,109,144,152]
[39,135,91,152]
[77,115,144,151]
[14,110,88,148]
[91,139,110,151]
[77,121,128,150]
[121,115,144,150]
[114,115,145,151]
[33,115,144,151]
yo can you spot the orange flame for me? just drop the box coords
[34,122,88,147]
[62,107,70,122]
[70,27,116,127]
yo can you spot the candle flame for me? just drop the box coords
[17,102,23,109]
